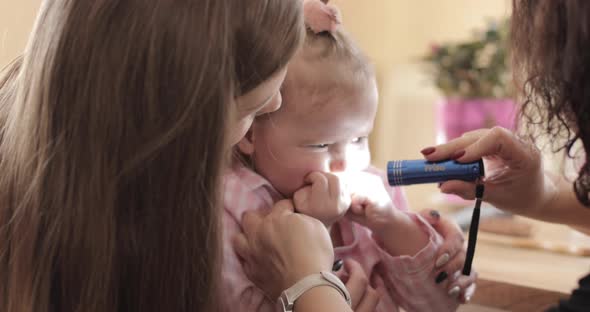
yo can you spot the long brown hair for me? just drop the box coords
[0,0,302,311]
[512,0,590,205]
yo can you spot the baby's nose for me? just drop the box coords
[330,159,347,172]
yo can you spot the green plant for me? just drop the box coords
[424,19,513,99]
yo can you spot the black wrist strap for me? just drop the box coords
[462,183,484,276]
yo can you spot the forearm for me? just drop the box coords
[529,172,590,232]
[376,210,430,256]
[294,286,352,312]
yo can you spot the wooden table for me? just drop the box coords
[471,232,590,293]
[405,186,590,311]
[458,230,590,311]
[460,279,568,312]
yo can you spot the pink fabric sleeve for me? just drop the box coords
[220,210,276,312]
[372,215,460,312]
[364,166,461,311]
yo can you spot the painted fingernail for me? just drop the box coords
[435,271,448,284]
[430,210,440,220]
[421,147,436,156]
[332,259,344,272]
[451,150,466,160]
[435,253,450,268]
[448,286,461,298]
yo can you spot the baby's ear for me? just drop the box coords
[237,128,255,156]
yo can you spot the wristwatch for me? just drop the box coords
[277,271,351,312]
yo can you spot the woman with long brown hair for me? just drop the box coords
[0,0,322,311]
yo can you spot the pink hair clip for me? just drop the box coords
[303,0,342,34]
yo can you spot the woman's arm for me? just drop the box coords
[294,287,352,312]
[530,172,590,233]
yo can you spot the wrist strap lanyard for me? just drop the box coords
[462,182,484,276]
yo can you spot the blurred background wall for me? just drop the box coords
[0,1,40,67]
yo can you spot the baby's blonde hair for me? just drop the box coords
[282,3,375,109]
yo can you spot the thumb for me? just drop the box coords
[232,233,250,261]
[304,171,328,186]
[273,199,296,213]
[439,180,477,200]
[293,186,312,213]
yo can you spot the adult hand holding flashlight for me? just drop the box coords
[386,158,485,276]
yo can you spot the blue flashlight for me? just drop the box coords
[386,158,485,276]
[387,159,484,186]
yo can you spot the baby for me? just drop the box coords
[222,1,471,311]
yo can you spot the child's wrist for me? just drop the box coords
[372,211,431,256]
[369,207,407,235]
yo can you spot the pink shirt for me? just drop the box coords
[222,164,460,312]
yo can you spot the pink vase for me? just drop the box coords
[436,98,517,144]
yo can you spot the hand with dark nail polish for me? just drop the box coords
[435,271,448,284]
[332,259,344,272]
[451,150,466,160]
[421,147,436,156]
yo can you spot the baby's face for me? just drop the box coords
[248,79,378,198]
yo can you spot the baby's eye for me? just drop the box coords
[308,143,330,149]
[351,136,367,144]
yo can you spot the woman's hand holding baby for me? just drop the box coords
[419,210,478,303]
[234,200,335,300]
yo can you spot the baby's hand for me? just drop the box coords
[343,172,396,233]
[345,172,429,256]
[293,172,351,226]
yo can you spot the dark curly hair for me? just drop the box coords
[512,0,590,206]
